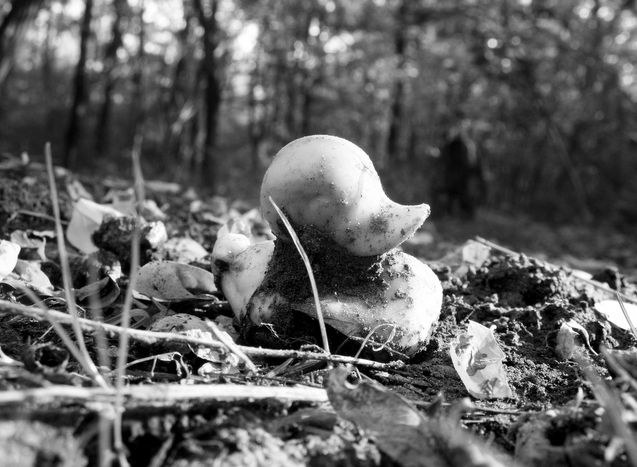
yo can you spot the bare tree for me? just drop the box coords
[64,0,94,168]
[193,0,223,188]
[0,0,44,93]
[95,0,127,156]
[386,0,408,161]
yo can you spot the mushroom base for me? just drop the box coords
[241,224,443,359]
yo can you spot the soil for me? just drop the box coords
[1,161,637,466]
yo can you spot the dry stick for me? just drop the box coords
[90,279,114,467]
[615,292,637,341]
[473,236,637,306]
[205,320,258,373]
[44,143,108,389]
[117,352,181,372]
[0,300,390,369]
[269,196,330,354]
[14,210,68,224]
[0,383,328,406]
[113,136,144,467]
[88,267,111,372]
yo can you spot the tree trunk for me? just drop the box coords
[64,0,94,168]
[95,0,126,157]
[0,0,43,100]
[247,45,264,170]
[41,8,54,136]
[386,0,408,161]
[193,0,222,189]
[130,0,146,140]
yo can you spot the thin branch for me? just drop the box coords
[206,320,258,373]
[45,143,108,389]
[113,136,144,467]
[0,299,391,370]
[0,383,328,406]
[615,292,637,341]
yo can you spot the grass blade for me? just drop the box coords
[45,143,108,388]
[268,196,330,354]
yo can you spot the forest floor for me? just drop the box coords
[1,159,637,466]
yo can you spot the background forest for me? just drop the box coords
[1,0,637,225]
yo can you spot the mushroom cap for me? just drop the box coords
[260,135,430,256]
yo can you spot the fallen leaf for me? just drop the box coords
[0,346,22,366]
[75,276,121,309]
[66,198,125,254]
[0,240,20,280]
[10,230,46,261]
[134,261,217,301]
[145,180,181,194]
[594,299,637,331]
[449,320,513,399]
[12,260,54,295]
[66,178,93,202]
[141,199,167,221]
[148,314,240,374]
[160,237,208,263]
[326,365,510,467]
[439,240,492,276]
[22,342,69,373]
[555,319,596,360]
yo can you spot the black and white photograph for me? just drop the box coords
[1,0,637,465]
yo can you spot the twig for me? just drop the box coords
[88,268,111,372]
[0,299,391,370]
[14,210,69,225]
[0,383,328,406]
[113,135,144,467]
[205,320,258,373]
[45,143,108,389]
[615,292,637,341]
[269,196,330,354]
[118,352,182,372]
[474,236,637,306]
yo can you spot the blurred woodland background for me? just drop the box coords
[1,0,637,225]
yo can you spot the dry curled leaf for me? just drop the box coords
[66,198,124,254]
[555,319,596,360]
[326,365,510,467]
[594,300,637,331]
[159,237,208,263]
[449,320,513,400]
[0,240,20,280]
[134,260,217,301]
[10,260,54,295]
[148,314,240,374]
[75,276,121,309]
[10,230,46,261]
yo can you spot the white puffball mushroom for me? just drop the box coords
[248,250,442,356]
[214,134,442,358]
[211,233,252,263]
[213,240,274,317]
[260,135,430,257]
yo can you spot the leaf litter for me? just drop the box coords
[0,156,637,465]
